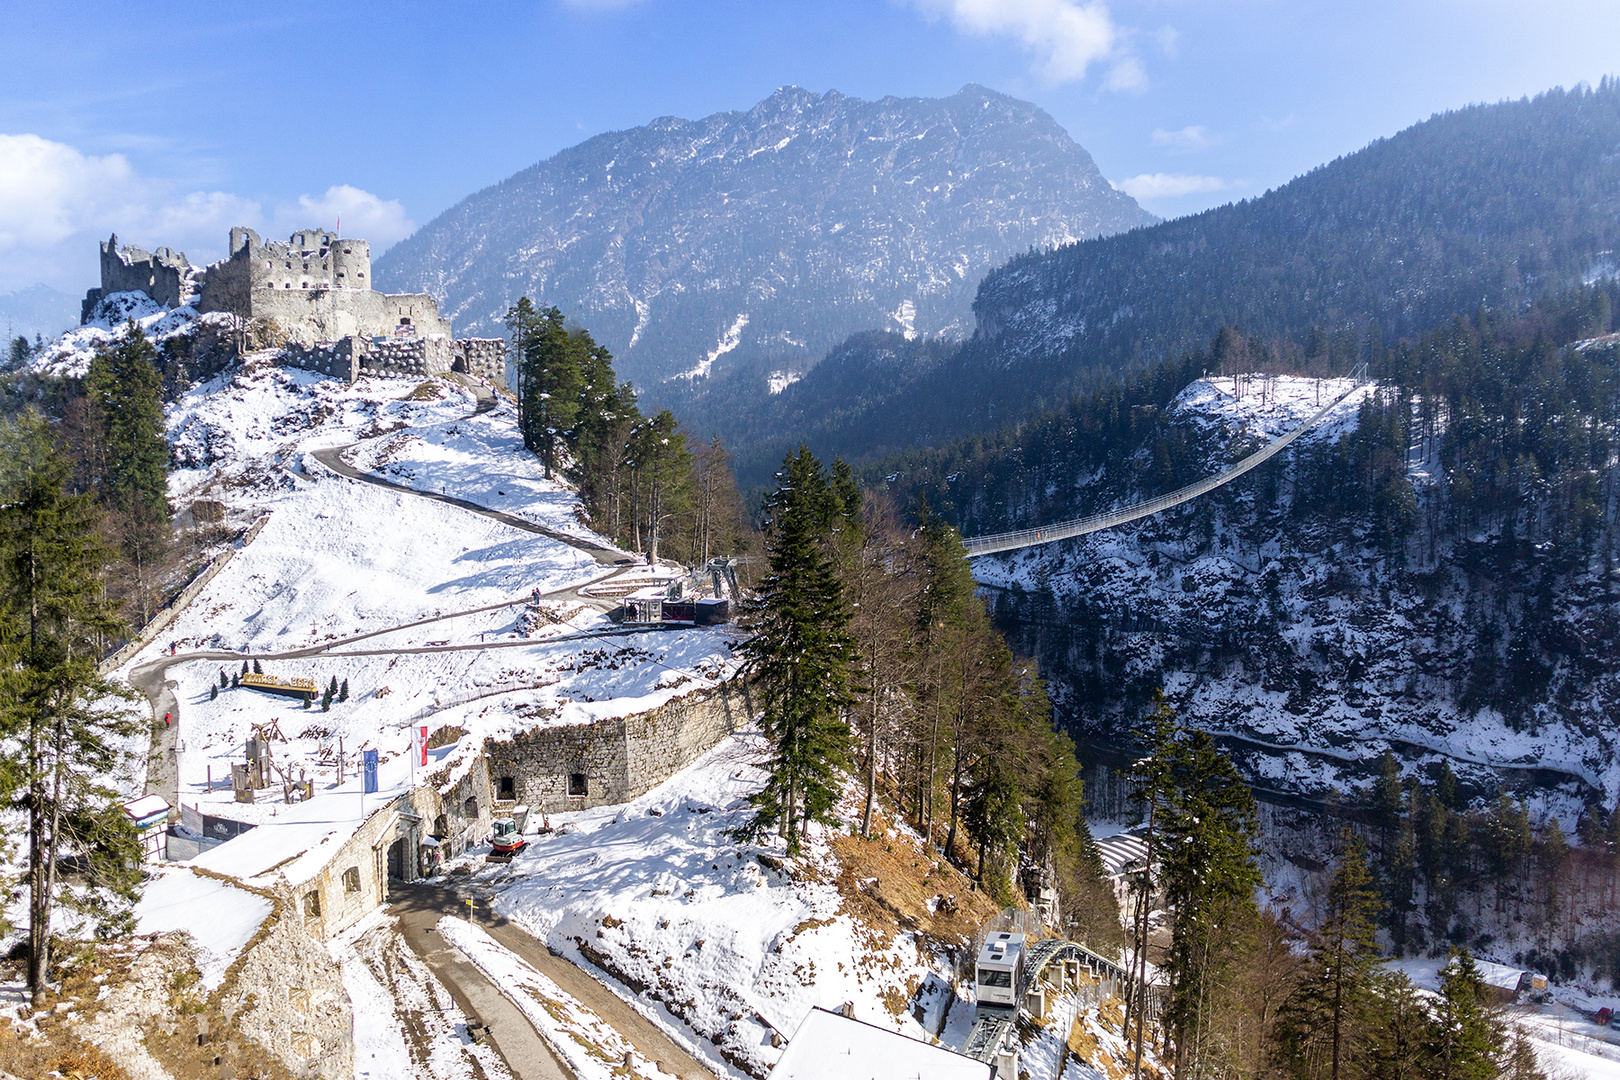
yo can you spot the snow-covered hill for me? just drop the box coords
[977,373,1614,821]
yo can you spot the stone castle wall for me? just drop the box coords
[220,884,354,1079]
[484,678,753,813]
[282,337,363,382]
[81,233,192,321]
[366,334,453,378]
[454,338,507,385]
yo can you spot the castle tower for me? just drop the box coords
[330,238,371,291]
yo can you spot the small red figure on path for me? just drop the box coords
[164,713,171,726]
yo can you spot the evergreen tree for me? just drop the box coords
[739,447,855,855]
[321,684,333,711]
[505,300,583,477]
[0,412,140,1005]
[219,669,228,689]
[1276,833,1385,1080]
[210,685,218,701]
[83,321,168,522]
[1428,951,1502,1080]
[340,678,349,702]
[253,659,262,675]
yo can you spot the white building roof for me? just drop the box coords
[1093,832,1149,878]
[768,1008,992,1080]
[123,793,171,823]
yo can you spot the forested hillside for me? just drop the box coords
[717,81,1620,488]
[877,283,1620,969]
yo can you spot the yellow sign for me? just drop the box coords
[241,673,319,692]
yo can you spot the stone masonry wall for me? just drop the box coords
[454,338,508,387]
[484,677,754,813]
[218,884,353,1080]
[281,337,363,382]
[363,334,453,378]
[295,744,494,944]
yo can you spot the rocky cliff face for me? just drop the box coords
[374,84,1153,389]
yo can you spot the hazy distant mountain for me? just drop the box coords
[375,84,1155,388]
[0,284,78,343]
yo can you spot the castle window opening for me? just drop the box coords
[498,776,514,799]
[462,796,477,818]
[303,889,322,918]
[433,814,448,837]
[342,867,361,894]
[569,772,588,797]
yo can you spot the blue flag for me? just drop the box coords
[362,749,379,794]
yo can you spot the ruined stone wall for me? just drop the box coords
[453,338,507,387]
[81,233,192,321]
[484,677,754,813]
[295,746,494,943]
[220,885,354,1080]
[233,286,453,346]
[280,337,363,382]
[624,680,752,795]
[362,334,453,378]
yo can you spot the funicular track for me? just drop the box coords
[963,937,1158,1068]
[961,366,1369,557]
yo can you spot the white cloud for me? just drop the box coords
[1151,125,1217,153]
[1114,173,1247,200]
[274,185,415,248]
[911,0,1124,85]
[0,132,415,294]
[1155,25,1179,58]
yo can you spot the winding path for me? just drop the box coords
[136,373,642,806]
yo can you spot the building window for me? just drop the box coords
[569,772,588,797]
[342,867,361,894]
[498,776,514,800]
[303,889,322,918]
[463,796,478,818]
[302,282,309,289]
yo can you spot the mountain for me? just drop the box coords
[725,81,1620,484]
[375,84,1155,389]
[0,283,78,343]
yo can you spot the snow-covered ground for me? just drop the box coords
[29,291,224,379]
[132,867,273,990]
[117,364,739,833]
[479,733,972,1078]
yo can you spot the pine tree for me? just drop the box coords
[241,659,249,676]
[219,669,228,689]
[1429,951,1502,1080]
[329,675,339,698]
[210,685,218,701]
[505,300,583,478]
[83,322,168,522]
[1276,833,1385,1080]
[339,678,349,702]
[321,684,333,711]
[0,412,140,1005]
[739,447,855,855]
[231,672,239,688]
[253,659,262,675]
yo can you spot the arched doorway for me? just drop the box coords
[386,838,406,882]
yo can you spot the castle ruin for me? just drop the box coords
[83,228,504,386]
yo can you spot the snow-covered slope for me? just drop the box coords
[977,373,1614,820]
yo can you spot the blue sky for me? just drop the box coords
[2,0,1617,295]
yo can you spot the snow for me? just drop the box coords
[767,370,803,395]
[674,312,749,380]
[484,733,959,1077]
[133,867,273,990]
[769,1007,990,1079]
[437,916,670,1080]
[116,365,738,833]
[28,291,227,379]
[334,908,513,1080]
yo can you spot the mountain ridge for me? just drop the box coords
[375,83,1155,389]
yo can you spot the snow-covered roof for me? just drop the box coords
[768,1008,992,1080]
[123,794,171,825]
[1093,833,1148,878]
[134,867,273,991]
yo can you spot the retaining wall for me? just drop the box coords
[484,678,753,813]
[99,514,272,676]
[453,338,507,387]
